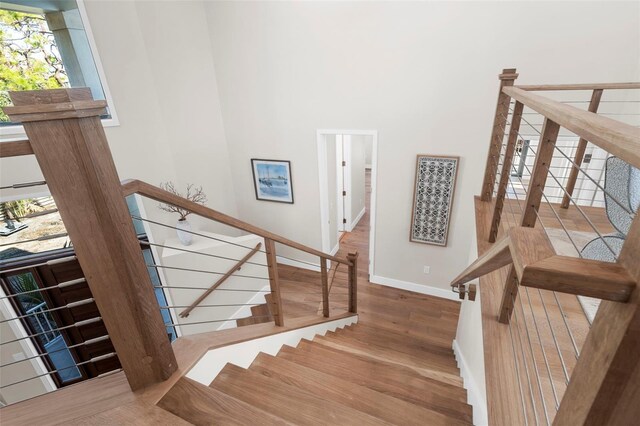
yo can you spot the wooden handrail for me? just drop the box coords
[515,82,640,91]
[179,242,262,318]
[121,179,352,267]
[451,227,636,302]
[0,139,34,158]
[502,86,640,169]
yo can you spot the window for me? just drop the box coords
[0,0,114,127]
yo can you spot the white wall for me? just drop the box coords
[1,0,240,242]
[364,138,373,169]
[205,1,640,291]
[349,135,366,229]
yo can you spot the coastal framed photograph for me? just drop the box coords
[251,159,294,204]
[410,155,459,246]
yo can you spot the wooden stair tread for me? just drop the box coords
[250,352,471,425]
[342,322,458,358]
[158,377,290,425]
[324,328,460,373]
[313,336,463,386]
[277,341,469,409]
[210,364,388,425]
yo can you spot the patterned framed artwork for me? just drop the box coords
[410,155,459,246]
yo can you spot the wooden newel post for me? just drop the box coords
[264,238,285,326]
[4,88,176,390]
[481,68,519,202]
[320,257,329,318]
[347,252,359,313]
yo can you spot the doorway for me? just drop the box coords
[317,130,378,277]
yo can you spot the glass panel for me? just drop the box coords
[143,249,177,341]
[6,272,81,382]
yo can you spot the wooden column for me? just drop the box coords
[320,258,329,317]
[489,101,524,243]
[347,252,359,313]
[264,238,285,326]
[554,214,640,425]
[560,89,603,209]
[4,88,176,390]
[498,118,560,323]
[481,68,519,202]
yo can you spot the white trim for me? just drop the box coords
[370,274,460,302]
[330,242,340,256]
[342,135,353,231]
[453,339,489,426]
[0,0,119,141]
[316,129,378,279]
[186,315,358,386]
[365,164,372,169]
[276,255,320,272]
[350,206,365,230]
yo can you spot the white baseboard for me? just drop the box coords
[187,315,358,386]
[370,274,460,302]
[365,165,372,170]
[330,242,340,256]
[453,339,488,426]
[276,255,321,272]
[349,207,366,231]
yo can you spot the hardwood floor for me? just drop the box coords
[2,170,471,424]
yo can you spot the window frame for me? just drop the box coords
[0,0,119,141]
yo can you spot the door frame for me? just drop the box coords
[317,129,378,277]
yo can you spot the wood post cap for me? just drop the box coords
[4,88,107,123]
[499,68,519,81]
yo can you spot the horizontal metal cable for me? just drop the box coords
[0,278,85,300]
[0,180,47,190]
[0,352,117,389]
[0,232,69,248]
[2,317,102,345]
[140,240,268,267]
[160,303,263,309]
[154,285,271,292]
[0,335,110,369]
[0,298,94,324]
[147,264,269,280]
[168,315,273,327]
[0,255,76,275]
[133,214,322,269]
[1,209,59,221]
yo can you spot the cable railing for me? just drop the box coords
[458,68,640,425]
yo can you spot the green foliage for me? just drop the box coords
[0,9,68,122]
[1,198,43,219]
[7,273,44,309]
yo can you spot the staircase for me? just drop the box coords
[158,322,472,425]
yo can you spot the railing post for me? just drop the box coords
[4,88,176,390]
[554,214,640,424]
[489,101,524,243]
[481,68,519,202]
[498,118,560,324]
[264,238,285,326]
[347,252,358,313]
[560,88,603,209]
[320,257,329,318]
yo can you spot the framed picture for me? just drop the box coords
[410,155,459,246]
[251,159,294,204]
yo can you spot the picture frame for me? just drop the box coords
[251,159,294,204]
[410,155,459,246]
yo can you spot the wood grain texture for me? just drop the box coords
[555,212,640,425]
[490,100,524,242]
[481,68,518,201]
[0,139,33,158]
[503,86,640,169]
[121,179,351,267]
[320,257,329,317]
[264,238,285,326]
[450,231,512,286]
[158,377,290,425]
[6,88,176,390]
[560,89,603,209]
[515,82,640,91]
